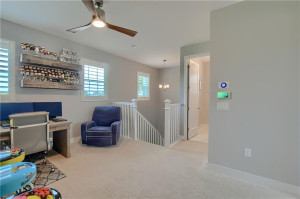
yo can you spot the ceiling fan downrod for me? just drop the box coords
[95,0,103,8]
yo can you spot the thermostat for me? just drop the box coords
[217,91,231,99]
[218,82,229,89]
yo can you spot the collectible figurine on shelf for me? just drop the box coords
[39,47,45,55]
[20,43,59,60]
[20,43,26,51]
[20,64,81,85]
[26,45,30,52]
[58,48,80,64]
[35,46,40,54]
[29,45,35,51]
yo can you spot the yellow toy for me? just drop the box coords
[0,148,25,166]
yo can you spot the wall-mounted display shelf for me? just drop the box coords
[20,53,82,90]
[20,53,82,71]
[21,79,81,90]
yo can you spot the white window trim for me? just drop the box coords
[81,58,108,101]
[0,38,15,102]
[137,71,150,100]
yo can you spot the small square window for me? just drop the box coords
[137,72,150,100]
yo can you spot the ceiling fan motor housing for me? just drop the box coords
[67,0,137,37]
[96,8,105,20]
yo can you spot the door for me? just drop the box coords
[188,60,200,139]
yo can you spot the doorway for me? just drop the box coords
[187,56,210,143]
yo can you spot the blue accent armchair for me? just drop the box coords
[81,106,121,147]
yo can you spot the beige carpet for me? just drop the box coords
[190,124,209,143]
[46,138,297,199]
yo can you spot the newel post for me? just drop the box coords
[164,99,171,147]
[131,99,138,140]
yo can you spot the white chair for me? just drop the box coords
[9,112,50,155]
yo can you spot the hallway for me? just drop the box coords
[190,124,209,144]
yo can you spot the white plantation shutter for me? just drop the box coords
[84,65,105,96]
[81,59,107,101]
[0,39,14,102]
[137,72,150,100]
[0,47,9,95]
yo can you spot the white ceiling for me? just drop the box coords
[0,0,239,68]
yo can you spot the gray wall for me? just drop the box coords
[0,19,160,138]
[157,67,180,133]
[209,1,300,186]
[180,42,210,134]
[299,1,300,187]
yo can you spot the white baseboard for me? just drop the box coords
[207,163,300,197]
[70,136,81,144]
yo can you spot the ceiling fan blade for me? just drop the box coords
[81,0,97,17]
[106,23,137,37]
[66,22,92,33]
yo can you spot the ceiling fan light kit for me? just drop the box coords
[67,0,137,37]
[92,18,106,28]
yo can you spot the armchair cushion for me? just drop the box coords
[88,126,111,132]
[86,126,112,137]
[92,106,121,126]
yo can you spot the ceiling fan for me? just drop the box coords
[67,0,137,37]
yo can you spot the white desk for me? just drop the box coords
[0,120,71,158]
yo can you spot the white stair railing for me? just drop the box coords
[111,99,180,147]
[111,102,134,138]
[164,100,181,147]
[136,110,164,146]
[111,99,164,146]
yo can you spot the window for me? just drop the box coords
[137,72,150,100]
[0,39,15,102]
[81,58,107,101]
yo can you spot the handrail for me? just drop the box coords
[112,99,164,146]
[136,110,163,146]
[136,110,160,134]
[112,99,180,147]
[112,102,132,105]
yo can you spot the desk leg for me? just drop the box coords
[53,128,71,158]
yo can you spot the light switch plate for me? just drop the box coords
[217,101,229,111]
[244,148,252,157]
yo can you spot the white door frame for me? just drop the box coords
[183,52,210,140]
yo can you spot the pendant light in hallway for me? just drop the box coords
[159,59,169,92]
